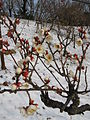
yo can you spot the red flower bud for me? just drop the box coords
[30,55,34,61]
[81,55,85,60]
[25,40,29,44]
[73,54,78,59]
[23,61,27,66]
[45,50,48,55]
[16,82,22,87]
[3,40,9,46]
[83,31,86,34]
[77,66,84,71]
[2,48,6,53]
[34,36,39,41]
[77,66,80,71]
[32,47,36,52]
[30,99,34,105]
[20,38,24,43]
[78,28,83,33]
[7,31,13,38]
[22,69,28,78]
[51,86,55,89]
[44,77,50,84]
[87,43,89,47]
[56,88,62,95]
[44,79,50,84]
[81,66,84,70]
[34,104,38,107]
[73,76,77,81]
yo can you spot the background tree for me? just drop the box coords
[35,0,90,28]
[0,0,6,70]
[1,0,35,19]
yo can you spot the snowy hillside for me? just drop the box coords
[0,20,90,120]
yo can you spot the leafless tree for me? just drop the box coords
[0,1,6,69]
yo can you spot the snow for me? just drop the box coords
[0,20,90,120]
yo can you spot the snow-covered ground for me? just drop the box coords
[0,20,90,120]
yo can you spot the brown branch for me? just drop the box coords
[85,66,88,91]
[76,44,90,91]
[26,91,31,105]
[77,89,90,94]
[29,55,38,79]
[39,57,66,91]
[30,63,45,84]
[0,88,67,94]
[40,92,90,115]
[47,43,60,73]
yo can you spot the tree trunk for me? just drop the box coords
[40,92,90,115]
[30,0,34,19]
[0,24,6,70]
[9,8,12,17]
[8,0,12,17]
[22,0,27,17]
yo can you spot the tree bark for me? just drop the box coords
[40,92,90,115]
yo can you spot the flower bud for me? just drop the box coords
[68,70,74,78]
[26,105,38,115]
[11,83,17,90]
[38,29,44,36]
[16,67,22,75]
[20,82,29,89]
[45,32,53,43]
[26,56,30,62]
[76,38,83,46]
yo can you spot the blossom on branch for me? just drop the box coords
[68,70,74,78]
[38,29,44,36]
[54,43,62,50]
[26,104,38,115]
[44,53,53,64]
[15,67,22,75]
[45,32,53,43]
[76,38,83,46]
[36,44,44,55]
